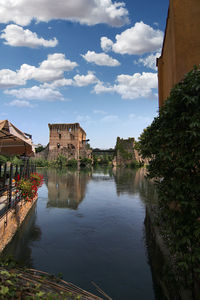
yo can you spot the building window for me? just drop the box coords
[59,134,61,139]
[57,143,60,149]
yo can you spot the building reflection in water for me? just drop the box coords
[113,167,157,204]
[2,204,41,268]
[45,169,92,210]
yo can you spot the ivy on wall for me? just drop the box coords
[138,66,200,287]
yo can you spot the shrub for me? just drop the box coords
[67,158,77,167]
[80,158,92,166]
[56,154,67,168]
[33,158,49,167]
[11,156,23,166]
[0,155,7,164]
[138,66,200,286]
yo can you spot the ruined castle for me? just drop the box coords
[48,123,91,160]
[36,123,91,161]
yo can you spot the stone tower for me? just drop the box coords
[48,123,89,160]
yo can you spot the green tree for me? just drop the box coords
[138,66,200,286]
[0,155,7,164]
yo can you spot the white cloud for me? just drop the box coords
[93,82,114,94]
[101,22,163,55]
[1,24,58,48]
[5,86,65,101]
[42,78,74,89]
[0,0,129,27]
[73,71,98,86]
[94,72,158,99]
[82,51,120,66]
[101,36,113,52]
[101,115,119,123]
[0,69,26,88]
[0,53,78,88]
[42,71,98,89]
[8,99,34,107]
[135,51,161,70]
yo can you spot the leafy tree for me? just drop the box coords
[35,145,45,153]
[0,155,7,164]
[11,156,23,166]
[138,66,200,287]
[67,158,77,167]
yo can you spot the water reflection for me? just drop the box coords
[2,203,41,267]
[45,169,92,209]
[113,167,157,203]
[2,167,164,300]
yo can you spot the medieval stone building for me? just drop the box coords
[48,123,91,161]
[114,137,142,167]
[157,0,200,106]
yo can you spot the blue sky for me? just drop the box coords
[0,0,169,148]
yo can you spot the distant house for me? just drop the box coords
[157,0,200,107]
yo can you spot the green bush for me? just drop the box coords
[67,158,77,167]
[80,158,92,166]
[56,154,67,168]
[11,156,23,166]
[138,66,200,286]
[33,158,49,167]
[128,160,141,169]
[0,155,7,164]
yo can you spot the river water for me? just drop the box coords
[3,167,164,300]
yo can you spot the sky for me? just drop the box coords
[0,0,169,149]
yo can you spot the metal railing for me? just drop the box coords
[0,162,36,219]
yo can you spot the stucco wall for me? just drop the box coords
[158,0,200,106]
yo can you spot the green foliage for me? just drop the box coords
[128,160,143,169]
[35,145,46,153]
[0,262,83,299]
[67,158,77,167]
[33,158,49,167]
[116,137,135,160]
[56,154,67,168]
[0,155,7,164]
[80,157,92,166]
[11,156,23,166]
[138,66,200,286]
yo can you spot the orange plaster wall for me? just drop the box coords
[158,0,200,107]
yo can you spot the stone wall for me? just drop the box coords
[48,123,90,161]
[115,137,141,166]
[157,0,200,107]
[0,196,37,253]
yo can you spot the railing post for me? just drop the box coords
[0,163,2,177]
[8,163,13,208]
[3,163,7,188]
[27,159,30,178]
[20,164,23,178]
[15,165,18,178]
